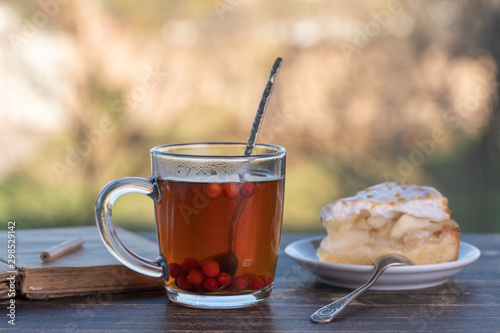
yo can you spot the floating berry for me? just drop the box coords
[206,183,223,199]
[176,274,192,290]
[187,269,205,285]
[182,258,200,272]
[203,277,219,291]
[249,277,264,290]
[202,260,220,278]
[240,182,256,198]
[260,274,274,287]
[168,263,182,279]
[216,272,232,287]
[229,275,249,292]
[223,182,240,198]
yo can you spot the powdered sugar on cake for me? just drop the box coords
[321,182,451,223]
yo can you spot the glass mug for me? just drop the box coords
[95,142,286,308]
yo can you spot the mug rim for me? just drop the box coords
[151,142,286,159]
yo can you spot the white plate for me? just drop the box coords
[284,236,481,290]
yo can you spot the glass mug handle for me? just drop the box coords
[95,177,167,278]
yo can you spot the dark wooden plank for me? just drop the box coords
[1,233,499,332]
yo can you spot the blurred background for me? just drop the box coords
[1,0,499,233]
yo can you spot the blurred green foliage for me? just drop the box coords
[1,0,500,233]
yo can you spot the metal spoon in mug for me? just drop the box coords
[310,254,414,324]
[201,58,283,284]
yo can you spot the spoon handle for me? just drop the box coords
[244,57,282,156]
[310,263,394,323]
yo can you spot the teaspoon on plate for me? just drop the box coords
[310,254,414,324]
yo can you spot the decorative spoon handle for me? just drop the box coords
[244,57,283,156]
[310,256,411,324]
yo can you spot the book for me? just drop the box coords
[0,226,165,300]
[0,261,17,299]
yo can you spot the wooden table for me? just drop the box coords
[3,233,499,332]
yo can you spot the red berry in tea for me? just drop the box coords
[202,260,220,278]
[249,277,264,290]
[260,274,273,286]
[216,272,231,287]
[176,274,192,290]
[223,182,240,198]
[168,263,182,279]
[203,277,219,291]
[206,183,223,199]
[240,182,256,198]
[182,258,200,272]
[187,269,205,285]
[229,275,249,292]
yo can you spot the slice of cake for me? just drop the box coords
[317,182,460,265]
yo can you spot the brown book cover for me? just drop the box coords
[0,226,165,300]
[0,261,17,299]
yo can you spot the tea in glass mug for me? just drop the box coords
[95,142,286,308]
